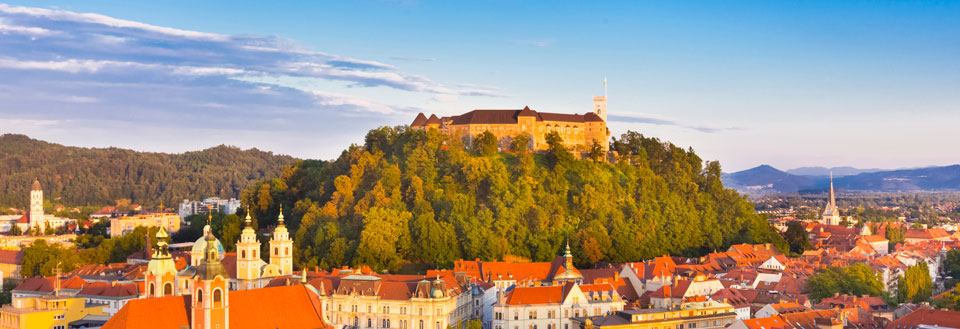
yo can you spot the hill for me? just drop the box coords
[786,166,884,177]
[237,127,787,272]
[722,165,818,196]
[0,134,297,208]
[724,164,960,196]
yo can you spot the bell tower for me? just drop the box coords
[269,206,293,276]
[236,210,261,286]
[29,179,45,230]
[192,227,229,329]
[593,96,607,123]
[145,227,178,298]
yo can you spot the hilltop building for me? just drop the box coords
[411,96,609,152]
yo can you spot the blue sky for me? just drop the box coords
[0,1,958,171]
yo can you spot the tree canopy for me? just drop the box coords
[240,126,786,273]
[805,264,887,303]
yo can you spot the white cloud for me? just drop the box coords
[0,4,226,41]
[0,17,57,36]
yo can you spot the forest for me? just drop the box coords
[237,127,787,272]
[0,134,296,208]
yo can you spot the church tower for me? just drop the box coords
[29,179,45,230]
[145,227,178,298]
[822,173,841,226]
[192,227,230,329]
[236,210,261,287]
[269,206,293,276]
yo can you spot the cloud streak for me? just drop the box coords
[608,114,743,133]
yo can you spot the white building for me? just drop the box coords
[178,197,242,219]
[493,282,624,329]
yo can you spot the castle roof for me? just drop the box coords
[447,107,605,125]
[411,113,428,127]
[426,114,442,125]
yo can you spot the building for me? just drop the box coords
[411,96,609,152]
[310,271,473,329]
[903,229,951,244]
[1,269,111,329]
[572,300,737,329]
[103,220,334,329]
[821,175,841,226]
[814,294,890,320]
[887,309,960,329]
[754,301,810,319]
[234,210,289,289]
[178,197,242,219]
[0,250,22,279]
[0,234,77,250]
[493,282,624,329]
[10,179,75,233]
[109,213,181,237]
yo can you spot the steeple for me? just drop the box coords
[822,172,841,225]
[236,208,262,284]
[828,172,836,209]
[564,240,573,270]
[270,205,293,275]
[191,225,230,329]
[197,226,228,280]
[146,227,178,297]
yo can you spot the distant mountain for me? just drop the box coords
[724,164,960,196]
[722,165,817,196]
[786,166,884,177]
[0,134,298,208]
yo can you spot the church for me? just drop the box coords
[103,210,332,329]
[821,174,841,226]
[11,179,74,233]
[411,96,610,152]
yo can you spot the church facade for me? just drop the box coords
[12,179,75,233]
[411,96,610,152]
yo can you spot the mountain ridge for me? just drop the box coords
[723,164,960,196]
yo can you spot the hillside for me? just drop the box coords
[722,165,818,196]
[238,127,787,272]
[0,134,297,208]
[724,164,960,196]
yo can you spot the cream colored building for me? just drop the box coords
[109,213,181,237]
[0,235,76,250]
[412,96,610,152]
[311,272,474,329]
[493,282,624,329]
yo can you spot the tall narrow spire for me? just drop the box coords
[277,205,285,225]
[828,172,836,208]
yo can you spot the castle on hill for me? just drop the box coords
[411,96,610,152]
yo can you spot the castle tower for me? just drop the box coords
[593,96,607,123]
[29,179,45,230]
[192,227,230,329]
[236,211,262,285]
[269,206,293,276]
[145,227,179,297]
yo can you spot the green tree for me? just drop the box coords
[544,131,572,167]
[510,133,532,154]
[220,214,241,252]
[472,131,498,156]
[783,221,812,254]
[935,283,960,311]
[886,225,904,250]
[8,224,21,236]
[355,207,412,272]
[944,249,960,286]
[588,140,604,162]
[898,262,933,303]
[806,264,886,302]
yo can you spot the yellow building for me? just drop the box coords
[573,301,737,329]
[0,293,109,329]
[110,213,180,237]
[412,96,609,152]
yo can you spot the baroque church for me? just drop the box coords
[105,209,333,329]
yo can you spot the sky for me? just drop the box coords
[0,1,958,172]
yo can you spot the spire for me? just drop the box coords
[244,207,253,228]
[828,172,836,209]
[565,240,572,258]
[277,205,285,225]
[302,268,308,284]
[31,178,42,191]
[54,261,61,296]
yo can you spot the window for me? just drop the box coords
[253,249,257,258]
[164,282,173,296]
[213,288,223,308]
[197,289,203,303]
[286,247,290,256]
[242,250,246,258]
[368,318,372,327]
[420,320,424,329]
[689,323,696,329]
[274,247,279,256]
[149,283,155,296]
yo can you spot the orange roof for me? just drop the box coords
[505,285,566,305]
[739,316,790,329]
[103,284,333,329]
[889,309,960,329]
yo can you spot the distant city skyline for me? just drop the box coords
[0,1,958,172]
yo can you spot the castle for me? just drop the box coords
[411,96,610,152]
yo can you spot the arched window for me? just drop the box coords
[285,247,289,256]
[213,289,223,308]
[274,247,279,256]
[163,282,173,296]
[241,250,246,259]
[253,249,257,258]
[149,283,155,296]
[197,289,203,303]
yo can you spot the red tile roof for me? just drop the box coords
[0,250,24,264]
[102,284,333,329]
[888,309,960,329]
[505,285,566,305]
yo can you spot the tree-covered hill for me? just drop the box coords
[241,127,787,272]
[0,134,296,208]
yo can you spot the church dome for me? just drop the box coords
[191,225,225,257]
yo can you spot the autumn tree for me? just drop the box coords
[472,131,498,156]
